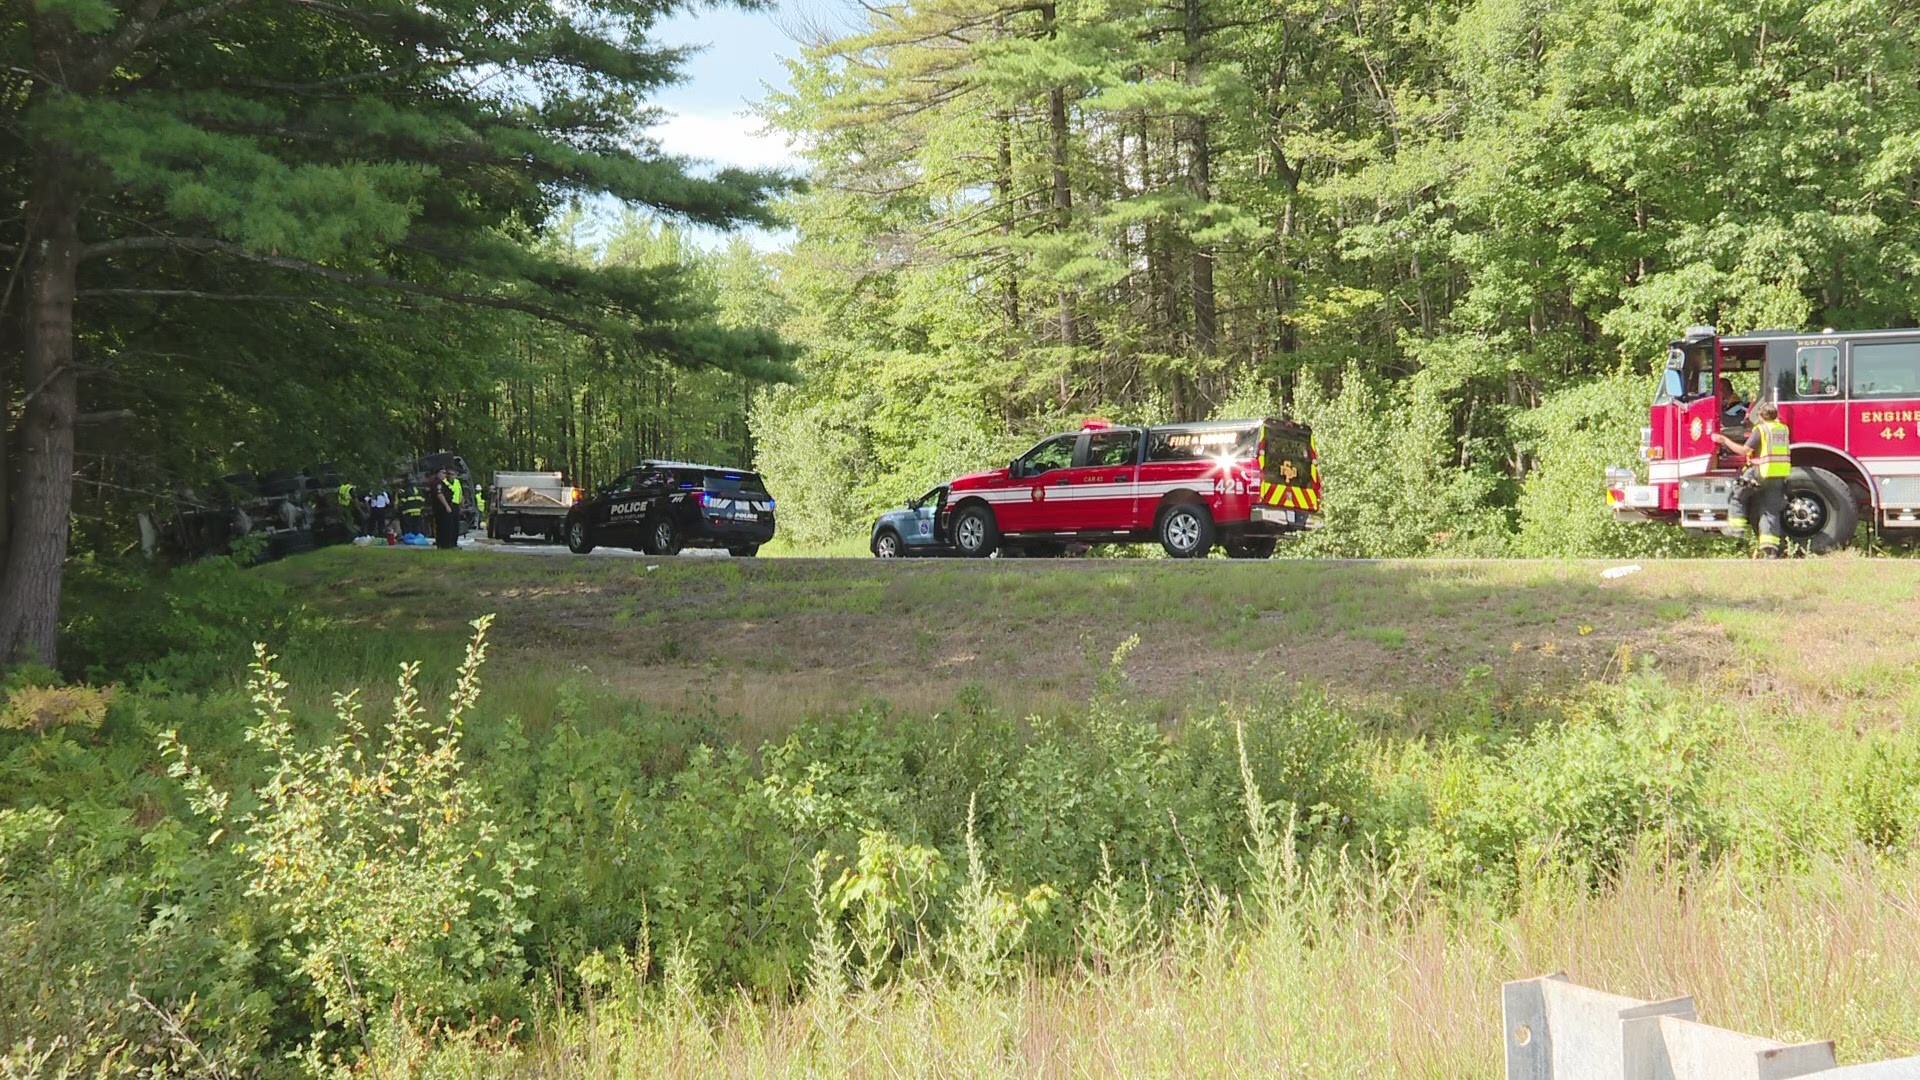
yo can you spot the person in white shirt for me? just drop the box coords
[366,489,392,538]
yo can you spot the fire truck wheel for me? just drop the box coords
[1784,467,1858,554]
[1225,537,1277,559]
[565,519,596,554]
[951,503,999,558]
[1158,502,1215,559]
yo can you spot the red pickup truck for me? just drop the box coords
[941,417,1320,558]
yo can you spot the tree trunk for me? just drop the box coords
[1040,2,1077,348]
[0,172,82,669]
[1183,0,1217,357]
[995,110,1020,335]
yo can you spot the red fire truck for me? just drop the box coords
[941,417,1320,558]
[1605,325,1920,551]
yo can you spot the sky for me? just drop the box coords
[641,0,851,248]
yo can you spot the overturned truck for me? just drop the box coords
[141,453,477,561]
[140,463,345,562]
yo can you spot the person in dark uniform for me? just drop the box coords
[1712,400,1792,558]
[431,469,460,549]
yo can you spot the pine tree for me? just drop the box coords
[0,0,796,667]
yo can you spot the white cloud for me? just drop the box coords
[653,109,802,174]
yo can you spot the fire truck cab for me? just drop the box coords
[1606,325,1920,551]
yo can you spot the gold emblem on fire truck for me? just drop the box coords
[1279,461,1298,483]
[1689,417,1704,440]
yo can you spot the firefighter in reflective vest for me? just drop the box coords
[335,481,361,533]
[1712,401,1791,558]
[397,481,426,535]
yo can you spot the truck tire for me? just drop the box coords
[873,528,903,558]
[1784,466,1858,554]
[645,517,681,556]
[729,543,760,557]
[1225,536,1277,559]
[951,503,998,558]
[1158,502,1215,559]
[565,519,596,554]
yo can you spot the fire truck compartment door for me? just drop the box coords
[1678,477,1735,510]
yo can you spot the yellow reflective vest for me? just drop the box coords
[1752,420,1791,479]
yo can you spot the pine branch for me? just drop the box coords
[77,288,313,302]
[85,236,605,336]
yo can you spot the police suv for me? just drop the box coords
[564,461,775,556]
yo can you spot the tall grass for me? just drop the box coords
[367,847,1920,1078]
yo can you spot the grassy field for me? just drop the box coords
[15,549,1920,1077]
[267,546,1920,731]
[271,549,1920,1075]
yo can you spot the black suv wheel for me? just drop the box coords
[643,517,681,556]
[565,519,595,554]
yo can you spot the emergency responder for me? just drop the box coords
[397,481,425,535]
[336,480,362,534]
[447,473,466,538]
[1715,377,1748,425]
[366,487,392,539]
[1711,400,1792,558]
[474,482,488,534]
[430,469,460,549]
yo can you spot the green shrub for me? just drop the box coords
[60,555,314,690]
[1513,371,1720,558]
[1843,732,1920,851]
[162,616,534,1037]
[1291,366,1514,558]
[1503,682,1717,881]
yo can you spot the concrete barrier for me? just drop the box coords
[1503,975,1920,1080]
[1622,1014,1834,1080]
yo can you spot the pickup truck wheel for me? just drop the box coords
[951,504,998,558]
[873,529,903,558]
[1158,502,1215,559]
[565,520,595,554]
[729,543,760,557]
[1225,537,1277,559]
[645,517,682,556]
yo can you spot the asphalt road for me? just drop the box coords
[452,537,1660,570]
[459,537,731,558]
